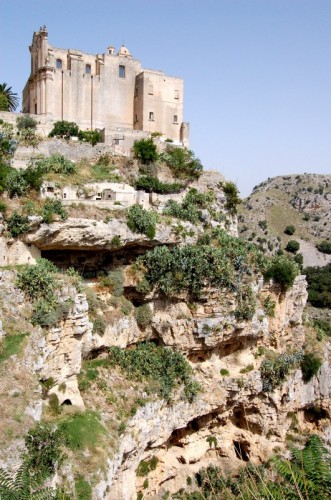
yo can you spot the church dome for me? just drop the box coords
[118,45,131,56]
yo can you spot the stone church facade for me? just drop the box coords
[22,26,189,146]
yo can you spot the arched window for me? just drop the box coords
[56,59,62,69]
[85,64,91,74]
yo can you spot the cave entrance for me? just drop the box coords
[61,399,72,406]
[233,440,250,461]
[41,248,144,277]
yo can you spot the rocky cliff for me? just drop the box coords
[0,163,330,499]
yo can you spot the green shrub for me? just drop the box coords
[234,285,256,321]
[108,342,200,402]
[93,315,106,336]
[48,393,61,415]
[133,138,158,164]
[100,269,124,296]
[159,146,203,180]
[41,199,68,223]
[34,154,76,175]
[127,205,158,239]
[137,456,159,477]
[31,299,71,327]
[24,423,65,478]
[262,295,276,317]
[48,120,79,139]
[17,258,58,301]
[78,129,102,146]
[286,240,300,253]
[220,368,229,376]
[138,229,267,300]
[258,220,268,230]
[164,188,214,224]
[313,318,331,338]
[16,114,37,130]
[5,169,29,197]
[19,128,41,148]
[264,255,299,290]
[260,351,303,392]
[135,304,153,328]
[135,175,183,194]
[316,240,331,255]
[6,211,30,237]
[300,353,323,382]
[305,264,331,308]
[284,225,295,235]
[222,181,241,214]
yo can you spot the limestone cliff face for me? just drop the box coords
[88,274,331,499]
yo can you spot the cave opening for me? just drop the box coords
[233,440,250,461]
[304,406,328,423]
[41,247,147,277]
[61,399,72,406]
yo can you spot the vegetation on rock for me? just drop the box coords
[108,342,200,402]
[127,205,158,239]
[159,146,203,180]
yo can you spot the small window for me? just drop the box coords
[85,64,91,74]
[174,90,179,100]
[119,65,125,78]
[149,112,154,121]
[56,59,62,69]
[173,115,178,124]
[148,84,154,95]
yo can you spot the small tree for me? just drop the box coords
[286,240,300,253]
[159,146,203,180]
[133,138,158,164]
[264,255,299,290]
[284,225,295,235]
[48,120,79,139]
[16,115,38,130]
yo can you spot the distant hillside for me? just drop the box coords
[238,173,331,268]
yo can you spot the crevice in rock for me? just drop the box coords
[167,411,221,447]
[230,406,263,435]
[233,440,250,461]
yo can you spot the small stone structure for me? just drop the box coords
[40,181,150,209]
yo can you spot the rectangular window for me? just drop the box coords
[85,64,91,74]
[119,65,125,78]
[149,112,154,121]
[174,90,179,99]
[173,115,178,124]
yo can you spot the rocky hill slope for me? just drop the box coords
[238,174,331,267]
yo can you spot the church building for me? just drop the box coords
[22,26,189,145]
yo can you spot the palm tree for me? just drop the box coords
[0,83,19,111]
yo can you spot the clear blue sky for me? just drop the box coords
[1,0,330,196]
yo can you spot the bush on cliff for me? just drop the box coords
[127,205,158,239]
